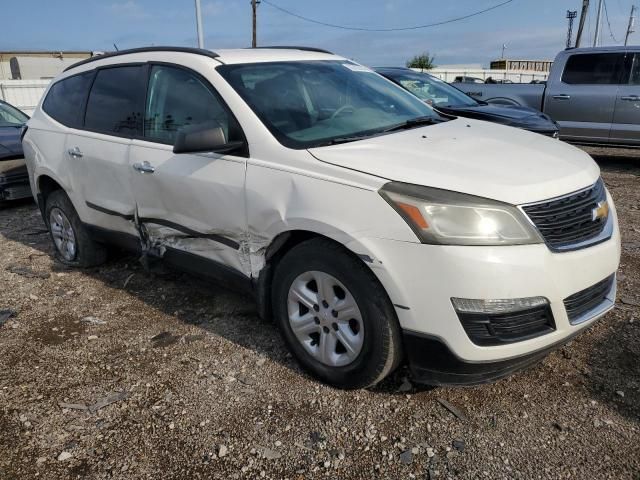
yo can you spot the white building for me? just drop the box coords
[0,51,92,80]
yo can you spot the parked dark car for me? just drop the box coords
[0,100,32,202]
[376,68,559,137]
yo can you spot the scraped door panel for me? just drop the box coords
[129,64,249,275]
[129,141,247,274]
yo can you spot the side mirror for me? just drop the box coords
[173,121,244,155]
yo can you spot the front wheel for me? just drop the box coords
[272,238,403,389]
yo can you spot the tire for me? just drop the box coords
[45,190,107,267]
[272,238,403,389]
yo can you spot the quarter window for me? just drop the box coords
[42,72,93,128]
[84,66,145,136]
[562,53,625,85]
[144,65,242,146]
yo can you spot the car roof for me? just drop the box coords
[64,46,344,73]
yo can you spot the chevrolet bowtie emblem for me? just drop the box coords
[592,200,609,221]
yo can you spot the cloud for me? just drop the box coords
[108,1,151,20]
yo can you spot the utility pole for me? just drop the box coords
[195,0,204,48]
[593,0,604,47]
[625,5,637,45]
[566,10,578,48]
[252,0,260,48]
[575,0,590,47]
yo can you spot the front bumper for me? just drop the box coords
[354,199,620,384]
[402,325,599,386]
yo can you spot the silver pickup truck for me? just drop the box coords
[453,47,640,147]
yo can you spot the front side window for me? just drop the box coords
[42,72,93,128]
[84,66,145,136]
[562,53,625,85]
[144,65,242,145]
[218,61,440,149]
[0,101,28,127]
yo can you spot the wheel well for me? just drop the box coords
[38,175,63,202]
[486,97,521,106]
[256,230,363,322]
[35,175,63,219]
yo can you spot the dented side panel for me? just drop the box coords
[244,151,420,278]
[128,140,249,275]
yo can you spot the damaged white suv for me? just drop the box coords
[23,47,620,388]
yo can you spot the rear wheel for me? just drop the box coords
[272,238,402,389]
[45,190,107,267]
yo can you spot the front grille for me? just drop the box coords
[522,179,608,250]
[564,275,615,325]
[457,305,555,346]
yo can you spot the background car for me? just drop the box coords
[376,67,559,137]
[0,100,32,203]
[453,75,485,83]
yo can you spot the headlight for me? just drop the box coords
[380,182,543,246]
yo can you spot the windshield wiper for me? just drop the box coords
[380,116,444,133]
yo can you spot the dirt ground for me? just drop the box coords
[0,146,638,480]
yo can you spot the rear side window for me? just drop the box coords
[562,53,625,84]
[84,66,145,136]
[42,72,93,128]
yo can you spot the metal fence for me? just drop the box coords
[0,80,50,116]
[420,68,549,83]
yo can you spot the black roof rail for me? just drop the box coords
[64,46,220,72]
[252,46,334,54]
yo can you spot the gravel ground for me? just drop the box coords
[0,147,638,480]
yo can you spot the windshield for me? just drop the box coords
[0,101,28,127]
[381,70,478,108]
[217,61,441,148]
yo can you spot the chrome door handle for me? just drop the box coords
[620,95,640,101]
[133,161,155,174]
[67,147,83,158]
[552,94,571,100]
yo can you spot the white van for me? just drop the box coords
[22,47,620,388]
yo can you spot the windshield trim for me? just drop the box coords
[217,61,444,150]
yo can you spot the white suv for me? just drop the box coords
[23,47,620,388]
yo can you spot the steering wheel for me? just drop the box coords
[331,105,356,119]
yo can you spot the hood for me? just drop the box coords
[308,118,599,205]
[438,104,556,131]
[0,126,24,160]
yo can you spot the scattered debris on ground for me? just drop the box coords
[0,150,638,479]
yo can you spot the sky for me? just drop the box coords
[2,0,638,67]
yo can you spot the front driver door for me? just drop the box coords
[129,64,249,278]
[544,52,622,143]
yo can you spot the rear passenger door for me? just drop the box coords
[610,51,640,145]
[544,52,623,143]
[128,64,249,278]
[65,65,145,236]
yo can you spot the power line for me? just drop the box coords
[603,0,621,43]
[260,0,516,32]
